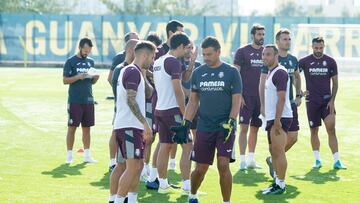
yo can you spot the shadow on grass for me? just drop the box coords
[90,170,111,190]
[138,181,188,203]
[233,168,271,187]
[41,163,86,178]
[255,184,300,203]
[291,168,340,184]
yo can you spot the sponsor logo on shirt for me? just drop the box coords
[250,59,263,67]
[309,67,328,75]
[218,72,224,78]
[76,67,89,73]
[199,80,225,91]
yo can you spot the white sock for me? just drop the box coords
[114,195,126,203]
[276,178,286,189]
[333,152,339,163]
[67,150,73,157]
[159,178,168,188]
[269,157,272,162]
[182,179,190,190]
[240,155,246,163]
[247,152,254,162]
[313,150,320,161]
[170,159,176,164]
[109,194,116,202]
[145,164,150,174]
[84,149,90,158]
[149,167,158,182]
[110,158,116,166]
[189,193,198,199]
[273,171,277,179]
[127,192,137,203]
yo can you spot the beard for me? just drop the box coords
[314,52,323,58]
[255,39,264,46]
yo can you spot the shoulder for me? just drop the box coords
[222,62,239,73]
[164,55,181,66]
[66,55,77,63]
[324,54,336,63]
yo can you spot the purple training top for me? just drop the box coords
[234,44,264,96]
[299,54,337,103]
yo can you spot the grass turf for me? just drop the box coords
[0,68,359,202]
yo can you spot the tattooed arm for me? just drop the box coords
[127,89,152,143]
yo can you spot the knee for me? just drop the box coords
[217,161,230,173]
[194,165,208,175]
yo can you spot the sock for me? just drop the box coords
[84,148,90,158]
[145,164,150,174]
[170,159,176,165]
[189,193,198,199]
[240,155,246,163]
[248,152,254,162]
[159,178,168,188]
[127,192,137,203]
[109,194,116,202]
[114,195,126,203]
[333,152,339,163]
[273,171,277,179]
[313,150,320,161]
[182,179,190,190]
[67,150,73,157]
[110,158,116,166]
[149,167,158,182]
[269,157,272,162]
[276,178,286,189]
[223,202,230,203]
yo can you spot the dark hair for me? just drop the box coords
[312,36,325,44]
[166,20,184,38]
[124,32,138,43]
[251,24,265,35]
[201,36,221,50]
[146,32,162,47]
[79,38,93,48]
[134,40,157,54]
[264,44,279,55]
[170,32,190,50]
[275,28,291,41]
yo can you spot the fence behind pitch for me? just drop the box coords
[0,14,359,72]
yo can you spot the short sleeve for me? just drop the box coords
[122,67,141,91]
[272,69,288,91]
[233,48,244,67]
[329,58,338,77]
[164,57,182,80]
[63,60,72,77]
[231,68,243,94]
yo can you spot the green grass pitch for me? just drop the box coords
[0,68,359,202]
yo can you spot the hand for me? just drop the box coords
[240,94,245,109]
[274,119,282,136]
[327,99,335,114]
[190,46,198,62]
[77,73,87,80]
[143,122,153,144]
[294,97,302,107]
[220,118,236,143]
[92,75,99,80]
[170,120,191,144]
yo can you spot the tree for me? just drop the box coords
[0,0,76,13]
[274,2,305,16]
[100,0,215,16]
